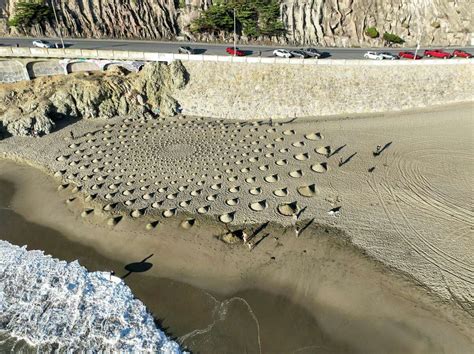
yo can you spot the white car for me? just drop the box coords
[364,51,383,60]
[32,40,52,48]
[273,49,292,58]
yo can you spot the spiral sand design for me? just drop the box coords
[51,115,334,225]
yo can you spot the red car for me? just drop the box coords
[452,49,472,58]
[399,51,422,60]
[423,49,451,59]
[226,47,245,56]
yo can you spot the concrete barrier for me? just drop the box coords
[0,46,471,67]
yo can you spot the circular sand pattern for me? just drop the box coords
[54,116,332,224]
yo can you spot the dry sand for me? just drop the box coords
[0,102,473,352]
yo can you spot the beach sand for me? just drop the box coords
[0,103,473,353]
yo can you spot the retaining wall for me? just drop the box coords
[175,61,474,119]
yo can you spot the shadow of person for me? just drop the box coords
[122,254,154,279]
[373,142,392,156]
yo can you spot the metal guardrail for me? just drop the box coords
[0,46,472,65]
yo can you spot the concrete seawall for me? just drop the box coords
[175,61,474,119]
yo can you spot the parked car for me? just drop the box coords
[178,46,195,55]
[363,51,383,60]
[452,49,472,58]
[290,50,308,58]
[301,48,322,58]
[273,49,292,58]
[424,49,451,59]
[226,47,245,56]
[32,40,53,48]
[399,51,422,60]
[379,52,399,60]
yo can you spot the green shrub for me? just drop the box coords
[365,27,379,38]
[8,0,52,27]
[191,0,285,38]
[383,32,404,44]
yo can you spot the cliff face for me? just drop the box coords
[0,0,471,46]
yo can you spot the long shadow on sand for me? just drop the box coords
[122,254,154,279]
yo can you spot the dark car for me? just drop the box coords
[399,51,422,60]
[178,46,195,55]
[226,47,245,56]
[290,50,308,58]
[301,48,322,58]
[452,49,472,58]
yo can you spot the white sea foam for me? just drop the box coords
[0,240,184,352]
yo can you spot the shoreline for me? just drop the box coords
[1,158,472,353]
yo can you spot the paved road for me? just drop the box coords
[0,37,472,59]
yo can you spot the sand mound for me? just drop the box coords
[249,200,268,211]
[277,202,300,216]
[311,163,328,173]
[316,146,331,156]
[219,212,235,223]
[304,132,323,140]
[297,184,317,197]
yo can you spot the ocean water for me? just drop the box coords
[0,240,183,353]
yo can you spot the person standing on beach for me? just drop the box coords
[70,131,74,140]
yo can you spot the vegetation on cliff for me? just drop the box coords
[191,0,285,38]
[7,0,52,28]
[383,32,405,45]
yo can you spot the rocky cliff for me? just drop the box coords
[0,0,471,46]
[0,61,188,137]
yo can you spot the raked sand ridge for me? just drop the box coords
[0,103,472,308]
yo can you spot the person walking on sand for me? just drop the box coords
[69,131,74,140]
[373,145,382,156]
[339,157,344,167]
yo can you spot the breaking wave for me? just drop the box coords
[0,240,183,353]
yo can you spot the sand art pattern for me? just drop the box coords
[52,116,330,225]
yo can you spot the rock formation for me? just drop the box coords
[0,61,188,137]
[0,0,471,47]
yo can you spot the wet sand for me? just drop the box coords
[0,159,472,353]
